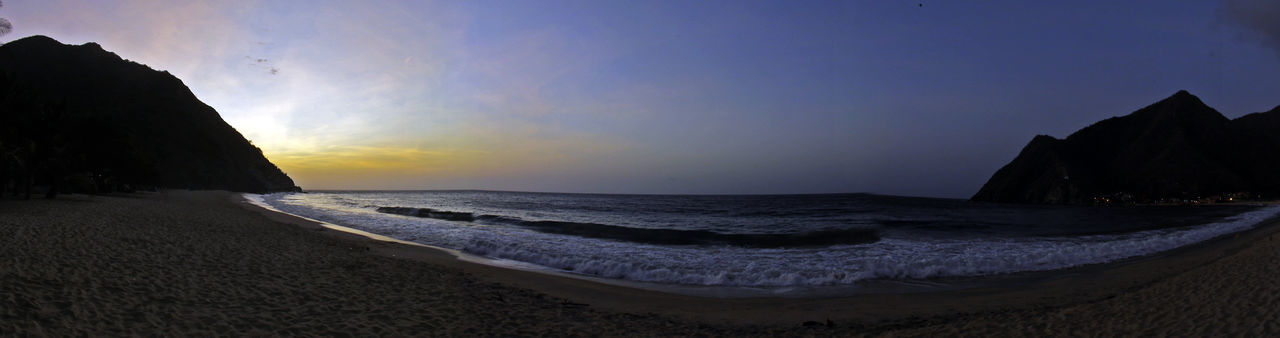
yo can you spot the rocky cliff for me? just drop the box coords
[973,91,1280,204]
[0,35,299,194]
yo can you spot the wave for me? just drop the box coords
[263,193,1280,287]
[461,204,1280,286]
[485,217,880,248]
[375,206,476,222]
[374,206,879,248]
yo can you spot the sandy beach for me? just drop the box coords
[3,191,1280,335]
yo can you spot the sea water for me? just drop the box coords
[254,191,1280,288]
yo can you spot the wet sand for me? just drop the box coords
[2,190,1279,335]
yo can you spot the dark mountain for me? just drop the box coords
[973,90,1280,204]
[0,35,299,196]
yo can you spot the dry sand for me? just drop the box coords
[2,190,1279,336]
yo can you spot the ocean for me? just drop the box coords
[253,191,1280,291]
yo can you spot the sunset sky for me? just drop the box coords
[3,1,1279,197]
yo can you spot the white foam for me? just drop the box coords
[258,192,1280,287]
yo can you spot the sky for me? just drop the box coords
[2,1,1279,197]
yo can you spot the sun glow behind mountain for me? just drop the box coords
[5,0,1279,196]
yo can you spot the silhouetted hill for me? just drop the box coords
[0,35,299,196]
[973,91,1280,204]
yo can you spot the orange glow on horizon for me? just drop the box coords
[266,145,489,188]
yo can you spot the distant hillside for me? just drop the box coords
[0,35,299,196]
[973,90,1280,204]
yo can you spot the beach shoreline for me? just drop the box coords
[4,190,1280,335]
[238,192,1280,325]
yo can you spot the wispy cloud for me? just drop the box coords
[0,0,12,38]
[462,27,618,118]
[1221,0,1280,56]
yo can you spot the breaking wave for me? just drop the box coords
[256,191,1280,288]
[374,205,879,248]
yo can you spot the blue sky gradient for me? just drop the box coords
[3,0,1278,197]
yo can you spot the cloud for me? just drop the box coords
[1220,0,1280,55]
[0,0,10,37]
